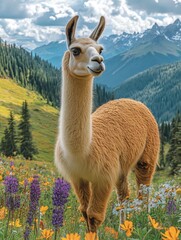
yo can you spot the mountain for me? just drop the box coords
[32,40,67,69]
[114,61,181,122]
[0,77,59,162]
[32,19,181,69]
[96,34,181,88]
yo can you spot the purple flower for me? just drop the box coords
[52,178,70,207]
[52,178,70,230]
[52,208,64,228]
[4,176,20,210]
[6,195,20,210]
[166,199,177,215]
[24,176,41,240]
[4,176,19,194]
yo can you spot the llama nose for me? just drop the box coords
[91,55,104,64]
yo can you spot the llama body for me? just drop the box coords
[55,16,160,232]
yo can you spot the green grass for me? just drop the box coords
[0,158,180,240]
[0,78,59,162]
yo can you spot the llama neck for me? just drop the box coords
[60,51,93,156]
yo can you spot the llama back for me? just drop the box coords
[91,98,160,176]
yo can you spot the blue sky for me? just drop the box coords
[0,0,181,49]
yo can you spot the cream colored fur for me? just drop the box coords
[55,16,160,233]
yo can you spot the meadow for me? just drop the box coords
[0,157,180,240]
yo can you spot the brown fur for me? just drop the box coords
[54,16,160,233]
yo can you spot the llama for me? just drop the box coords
[55,15,160,233]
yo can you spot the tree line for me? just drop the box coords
[159,112,181,175]
[0,40,114,110]
[0,101,37,160]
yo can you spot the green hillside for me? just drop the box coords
[114,61,181,122]
[0,77,59,162]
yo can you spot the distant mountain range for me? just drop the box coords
[32,19,181,78]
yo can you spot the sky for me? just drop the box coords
[0,0,181,50]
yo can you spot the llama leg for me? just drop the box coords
[87,183,112,233]
[71,179,90,227]
[116,174,129,225]
[134,156,156,212]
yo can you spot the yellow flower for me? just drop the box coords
[148,215,162,229]
[120,220,133,237]
[9,219,22,227]
[85,232,98,240]
[41,229,54,239]
[105,227,118,239]
[40,206,49,215]
[0,175,3,181]
[161,226,180,240]
[61,233,81,240]
[176,188,181,195]
[0,207,7,220]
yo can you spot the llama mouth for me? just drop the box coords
[87,66,103,75]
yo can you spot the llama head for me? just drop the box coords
[65,15,105,77]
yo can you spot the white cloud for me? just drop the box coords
[0,0,181,49]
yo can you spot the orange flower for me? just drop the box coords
[40,229,54,239]
[40,206,49,215]
[176,188,181,195]
[0,207,7,220]
[148,215,162,229]
[120,220,133,237]
[161,226,180,240]
[79,216,85,223]
[85,232,98,240]
[61,233,81,240]
[105,226,118,239]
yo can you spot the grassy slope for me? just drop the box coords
[0,77,59,162]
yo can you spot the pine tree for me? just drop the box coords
[19,101,37,160]
[1,128,9,156]
[169,120,181,175]
[166,113,181,175]
[0,112,17,157]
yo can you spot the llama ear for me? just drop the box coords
[89,16,105,41]
[66,15,79,47]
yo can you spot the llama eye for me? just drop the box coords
[71,47,81,56]
[99,48,103,54]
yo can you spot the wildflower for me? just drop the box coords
[24,176,41,240]
[40,206,48,215]
[40,229,54,239]
[148,215,162,229]
[120,220,133,237]
[52,178,70,229]
[105,227,118,239]
[161,226,180,240]
[0,175,3,181]
[176,188,181,195]
[166,199,177,215]
[0,207,7,220]
[9,219,22,227]
[4,175,18,194]
[61,233,80,240]
[4,176,20,210]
